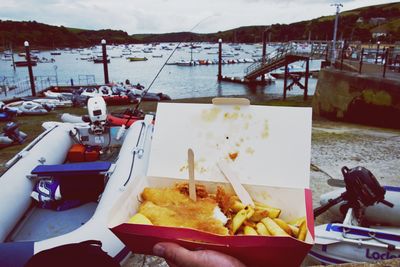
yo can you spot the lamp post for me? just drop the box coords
[331,3,343,65]
[375,41,381,64]
[101,39,109,84]
[24,41,36,96]
[53,65,59,86]
[262,30,268,82]
[218,38,222,81]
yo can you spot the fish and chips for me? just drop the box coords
[128,183,307,241]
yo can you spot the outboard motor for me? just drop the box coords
[71,88,87,107]
[86,96,107,135]
[3,122,27,144]
[314,166,394,218]
[42,103,55,112]
[0,102,18,120]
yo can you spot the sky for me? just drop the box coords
[0,0,398,34]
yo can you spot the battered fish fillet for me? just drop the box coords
[139,187,229,235]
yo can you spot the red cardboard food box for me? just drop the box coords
[108,100,314,266]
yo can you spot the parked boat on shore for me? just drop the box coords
[0,122,27,148]
[0,97,154,266]
[310,166,400,265]
[5,101,55,115]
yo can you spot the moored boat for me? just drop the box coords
[127,57,148,62]
[15,61,37,67]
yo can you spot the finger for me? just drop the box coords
[154,243,196,267]
[153,242,246,267]
[194,249,246,267]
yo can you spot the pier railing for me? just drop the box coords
[335,46,400,78]
[244,41,330,79]
[0,74,97,101]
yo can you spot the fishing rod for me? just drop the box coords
[133,15,215,112]
[115,15,216,140]
[120,15,216,126]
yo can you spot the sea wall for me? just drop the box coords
[312,69,400,129]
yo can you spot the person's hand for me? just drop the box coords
[153,242,246,267]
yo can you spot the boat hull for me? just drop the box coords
[0,118,154,266]
[311,223,400,264]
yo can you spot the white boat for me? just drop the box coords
[5,101,55,115]
[0,122,27,148]
[0,97,154,266]
[21,97,73,108]
[176,59,195,66]
[81,86,114,98]
[310,166,400,264]
[310,206,400,265]
[43,90,73,100]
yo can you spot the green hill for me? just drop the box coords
[1,2,399,49]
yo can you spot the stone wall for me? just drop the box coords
[312,69,400,129]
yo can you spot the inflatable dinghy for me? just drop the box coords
[0,97,154,266]
[310,166,400,264]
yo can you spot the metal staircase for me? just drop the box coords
[244,42,328,80]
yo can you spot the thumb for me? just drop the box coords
[153,242,246,267]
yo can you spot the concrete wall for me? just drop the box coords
[312,69,400,129]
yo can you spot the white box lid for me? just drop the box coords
[147,102,312,188]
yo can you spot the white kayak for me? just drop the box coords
[0,115,154,267]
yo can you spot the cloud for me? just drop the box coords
[0,0,398,34]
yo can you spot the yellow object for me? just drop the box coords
[289,216,306,227]
[273,218,292,236]
[250,209,269,222]
[288,224,299,238]
[128,213,153,225]
[297,220,308,241]
[232,209,248,234]
[261,217,289,236]
[231,200,245,213]
[243,226,258,235]
[254,202,281,218]
[245,205,255,219]
[256,222,270,236]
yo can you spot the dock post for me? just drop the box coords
[283,58,288,100]
[218,38,222,81]
[24,41,36,96]
[340,46,344,70]
[375,41,380,64]
[261,30,267,82]
[383,48,388,78]
[101,39,109,84]
[359,48,364,74]
[304,58,309,101]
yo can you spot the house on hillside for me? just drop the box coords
[371,26,388,39]
[369,17,387,26]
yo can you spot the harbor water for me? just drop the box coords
[0,43,321,100]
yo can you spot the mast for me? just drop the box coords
[331,3,343,65]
